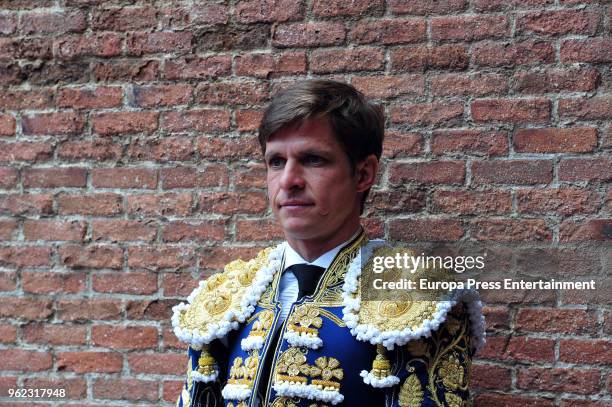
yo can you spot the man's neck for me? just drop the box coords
[285,222,362,262]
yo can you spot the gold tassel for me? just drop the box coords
[197,345,217,375]
[370,344,392,379]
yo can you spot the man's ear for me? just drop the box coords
[355,154,379,193]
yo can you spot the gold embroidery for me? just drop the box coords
[228,355,260,386]
[288,305,323,336]
[248,309,275,338]
[309,356,344,390]
[399,372,424,407]
[270,397,300,407]
[369,344,392,379]
[276,347,310,382]
[438,353,466,392]
[177,248,274,332]
[197,345,217,375]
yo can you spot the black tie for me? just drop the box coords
[289,263,326,299]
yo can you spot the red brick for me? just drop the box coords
[0,297,53,319]
[127,193,192,216]
[164,56,231,79]
[310,47,384,73]
[471,219,552,242]
[93,59,159,82]
[517,9,599,36]
[56,299,121,322]
[0,323,16,343]
[162,273,200,297]
[0,113,14,136]
[389,161,465,185]
[507,336,555,362]
[197,25,269,52]
[56,33,122,59]
[559,157,612,182]
[92,325,158,349]
[389,218,465,242]
[92,168,157,189]
[513,67,599,94]
[559,97,612,121]
[92,220,156,242]
[391,102,463,126]
[313,0,383,17]
[272,22,345,47]
[0,193,53,216]
[432,129,507,156]
[0,167,19,189]
[516,308,597,335]
[126,136,194,163]
[22,112,85,135]
[131,84,192,108]
[0,89,54,110]
[235,0,304,23]
[1,349,52,372]
[128,353,184,375]
[431,15,509,41]
[23,167,87,189]
[391,44,469,72]
[482,306,510,330]
[161,165,229,189]
[58,138,123,161]
[0,219,17,240]
[161,109,231,133]
[236,110,265,133]
[351,75,424,99]
[20,10,86,34]
[59,245,123,269]
[0,141,53,163]
[365,189,426,214]
[127,31,192,56]
[126,299,179,321]
[515,127,597,153]
[93,272,158,295]
[235,219,283,241]
[198,191,267,215]
[162,380,184,402]
[383,131,422,158]
[0,13,17,35]
[58,87,123,109]
[58,193,123,216]
[195,81,268,105]
[472,98,550,124]
[22,377,86,400]
[24,220,86,241]
[350,18,426,45]
[22,323,87,345]
[432,190,511,214]
[561,38,612,63]
[560,339,612,365]
[199,246,263,269]
[162,220,226,242]
[57,352,123,373]
[234,163,267,189]
[560,219,612,242]
[93,378,159,401]
[0,37,52,60]
[430,73,508,96]
[0,271,16,291]
[560,401,612,407]
[127,246,195,270]
[517,187,600,215]
[234,51,307,78]
[471,363,511,390]
[389,0,467,15]
[92,112,159,136]
[198,136,261,159]
[0,246,52,268]
[472,160,552,185]
[474,393,554,407]
[91,7,157,31]
[473,40,555,67]
[517,368,600,394]
[160,5,228,28]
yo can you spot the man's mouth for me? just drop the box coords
[279,200,314,209]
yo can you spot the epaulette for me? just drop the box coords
[341,243,486,352]
[171,244,284,349]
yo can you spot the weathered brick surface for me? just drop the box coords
[1,2,609,406]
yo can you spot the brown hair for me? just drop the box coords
[258,80,384,212]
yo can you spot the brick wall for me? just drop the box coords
[0,0,610,405]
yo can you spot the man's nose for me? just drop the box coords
[279,159,305,190]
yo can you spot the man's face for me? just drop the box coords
[265,117,361,242]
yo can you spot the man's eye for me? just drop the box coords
[306,155,324,165]
[268,157,284,168]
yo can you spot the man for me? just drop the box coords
[172,80,485,407]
